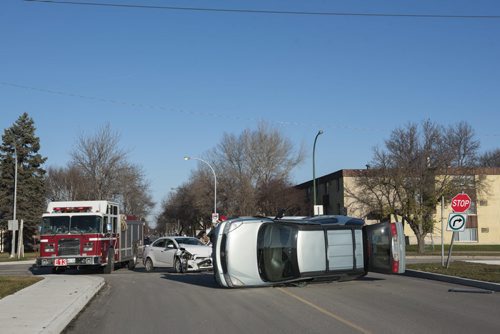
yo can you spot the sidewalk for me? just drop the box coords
[0,269,104,334]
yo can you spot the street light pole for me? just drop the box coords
[184,156,217,217]
[10,145,18,258]
[312,130,323,213]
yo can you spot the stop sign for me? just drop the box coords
[451,193,471,213]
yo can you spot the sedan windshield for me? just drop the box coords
[257,224,300,282]
[41,215,102,234]
[176,237,204,246]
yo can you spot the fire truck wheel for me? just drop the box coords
[103,249,115,274]
[144,258,154,272]
[128,257,137,270]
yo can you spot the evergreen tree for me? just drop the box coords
[0,113,47,248]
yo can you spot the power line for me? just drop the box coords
[0,81,381,133]
[3,81,500,137]
[24,0,500,20]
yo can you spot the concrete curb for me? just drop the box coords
[0,275,105,334]
[43,276,105,333]
[404,269,500,292]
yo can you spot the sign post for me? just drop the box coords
[446,193,471,268]
[441,196,444,267]
[17,220,24,259]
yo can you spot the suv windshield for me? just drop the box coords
[41,215,102,234]
[257,223,300,282]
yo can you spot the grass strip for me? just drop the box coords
[407,261,500,283]
[0,276,43,299]
[0,252,38,262]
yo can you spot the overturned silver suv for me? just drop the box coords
[212,215,405,288]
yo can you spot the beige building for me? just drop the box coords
[297,168,500,245]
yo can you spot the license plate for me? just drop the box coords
[54,258,68,266]
[67,258,75,264]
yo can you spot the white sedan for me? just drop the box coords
[143,236,212,273]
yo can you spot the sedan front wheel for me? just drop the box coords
[174,257,186,273]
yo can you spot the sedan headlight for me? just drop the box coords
[181,251,193,260]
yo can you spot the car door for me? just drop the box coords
[363,221,405,274]
[149,239,167,267]
[163,239,178,267]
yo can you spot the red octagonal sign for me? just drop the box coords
[451,193,471,213]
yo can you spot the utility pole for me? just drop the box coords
[10,145,18,258]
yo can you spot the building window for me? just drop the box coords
[454,215,478,242]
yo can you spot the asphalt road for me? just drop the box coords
[59,264,499,334]
[0,262,34,276]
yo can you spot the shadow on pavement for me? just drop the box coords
[159,271,385,289]
[355,276,386,282]
[160,271,220,288]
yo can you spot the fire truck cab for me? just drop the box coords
[36,200,144,274]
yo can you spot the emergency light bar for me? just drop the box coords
[52,206,92,213]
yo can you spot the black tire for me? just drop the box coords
[103,248,115,274]
[128,254,137,270]
[144,257,154,272]
[174,257,184,273]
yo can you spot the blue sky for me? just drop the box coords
[2,0,500,220]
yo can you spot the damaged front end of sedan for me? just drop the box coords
[177,248,213,272]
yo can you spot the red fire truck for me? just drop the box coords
[36,201,144,274]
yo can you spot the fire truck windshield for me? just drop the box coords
[41,215,103,234]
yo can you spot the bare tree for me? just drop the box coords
[46,165,87,201]
[478,148,500,167]
[347,120,483,254]
[71,124,127,200]
[210,121,305,216]
[158,122,306,230]
[242,122,304,185]
[157,183,204,236]
[46,124,154,219]
[256,178,306,216]
[116,163,155,218]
